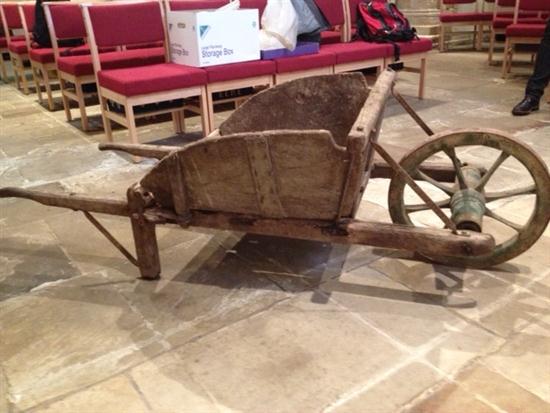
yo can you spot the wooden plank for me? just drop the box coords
[245,137,286,218]
[167,153,189,218]
[144,209,495,258]
[0,187,129,216]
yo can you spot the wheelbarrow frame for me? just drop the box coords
[0,70,497,279]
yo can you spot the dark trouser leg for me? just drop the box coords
[525,21,550,101]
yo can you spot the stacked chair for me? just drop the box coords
[439,0,494,52]
[488,0,547,65]
[1,0,433,152]
[82,1,209,144]
[0,2,31,93]
[45,1,166,131]
[502,0,550,77]
[346,0,432,99]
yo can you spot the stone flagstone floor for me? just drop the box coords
[0,51,549,413]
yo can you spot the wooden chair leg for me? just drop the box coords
[439,25,445,52]
[42,68,55,111]
[59,77,73,122]
[10,55,20,90]
[75,81,89,131]
[205,87,215,136]
[126,104,139,145]
[501,38,510,78]
[475,25,483,51]
[172,110,183,134]
[419,58,427,100]
[488,31,495,65]
[31,64,43,104]
[18,58,29,95]
[0,54,7,82]
[99,94,113,141]
[178,110,185,133]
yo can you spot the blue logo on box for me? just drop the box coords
[199,25,211,39]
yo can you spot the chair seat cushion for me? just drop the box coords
[321,41,391,64]
[440,12,493,23]
[320,30,342,44]
[204,60,275,83]
[275,50,336,73]
[493,17,547,29]
[8,40,27,55]
[396,38,433,55]
[98,63,207,96]
[1,35,26,48]
[29,47,56,63]
[506,23,546,37]
[57,48,166,76]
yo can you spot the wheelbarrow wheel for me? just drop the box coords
[387,129,550,268]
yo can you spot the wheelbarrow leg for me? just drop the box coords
[127,184,161,280]
[130,216,160,280]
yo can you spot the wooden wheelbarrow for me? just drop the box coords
[2,70,549,279]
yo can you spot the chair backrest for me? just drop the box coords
[514,0,550,22]
[517,0,550,11]
[43,2,86,58]
[0,3,23,42]
[441,0,479,13]
[82,1,168,73]
[18,3,35,49]
[314,0,346,27]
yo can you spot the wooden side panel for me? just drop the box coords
[139,130,350,220]
[266,131,349,219]
[219,73,369,147]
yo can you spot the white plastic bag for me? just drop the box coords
[259,0,298,51]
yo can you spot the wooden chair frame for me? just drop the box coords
[44,1,97,131]
[19,2,58,110]
[82,0,209,145]
[501,0,549,78]
[384,53,429,100]
[439,0,493,52]
[488,0,516,65]
[0,2,30,93]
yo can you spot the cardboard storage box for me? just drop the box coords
[168,9,260,67]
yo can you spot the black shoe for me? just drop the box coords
[512,96,540,116]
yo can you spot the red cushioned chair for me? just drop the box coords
[502,0,550,78]
[45,2,166,131]
[487,0,546,65]
[345,0,430,99]
[0,21,10,81]
[317,0,388,82]
[439,0,494,52]
[19,2,58,109]
[0,2,31,93]
[168,0,274,133]
[82,1,209,145]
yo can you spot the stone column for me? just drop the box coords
[396,0,441,41]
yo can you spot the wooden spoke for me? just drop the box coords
[443,148,467,189]
[475,151,510,191]
[405,198,451,212]
[485,208,523,232]
[485,184,536,202]
[415,170,455,195]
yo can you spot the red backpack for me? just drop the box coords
[356,0,417,61]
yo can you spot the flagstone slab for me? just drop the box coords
[28,375,149,413]
[0,273,161,411]
[331,362,443,413]
[145,294,405,413]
